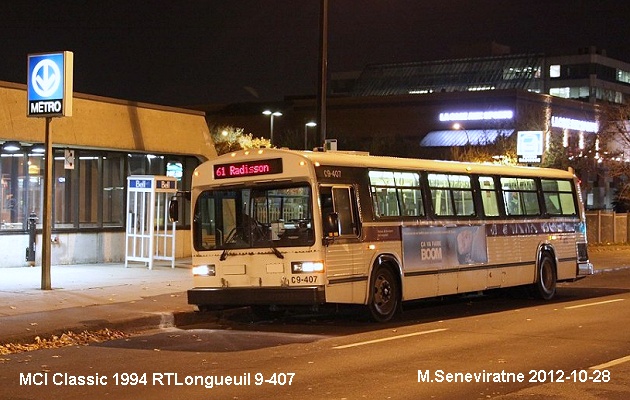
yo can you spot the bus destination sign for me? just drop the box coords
[213,158,283,180]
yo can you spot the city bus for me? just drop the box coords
[170,148,593,322]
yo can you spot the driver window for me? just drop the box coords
[332,186,358,236]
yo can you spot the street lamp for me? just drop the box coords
[452,122,471,145]
[262,110,282,145]
[304,121,317,150]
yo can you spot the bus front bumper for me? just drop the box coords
[188,286,326,307]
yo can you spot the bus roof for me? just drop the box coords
[212,148,576,180]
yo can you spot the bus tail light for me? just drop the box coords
[291,261,324,273]
[193,265,216,276]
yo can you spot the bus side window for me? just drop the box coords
[501,177,541,217]
[541,179,577,216]
[478,176,500,217]
[504,192,522,215]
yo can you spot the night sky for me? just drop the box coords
[2,0,629,107]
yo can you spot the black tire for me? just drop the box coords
[368,266,400,322]
[534,252,557,300]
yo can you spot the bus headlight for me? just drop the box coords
[291,261,324,273]
[192,265,215,276]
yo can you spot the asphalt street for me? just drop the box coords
[0,246,629,345]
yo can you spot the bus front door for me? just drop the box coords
[321,185,364,302]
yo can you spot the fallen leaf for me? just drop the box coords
[0,329,127,355]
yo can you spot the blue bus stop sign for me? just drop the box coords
[27,51,73,117]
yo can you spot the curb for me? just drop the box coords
[1,310,212,346]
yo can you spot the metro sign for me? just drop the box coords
[27,51,73,117]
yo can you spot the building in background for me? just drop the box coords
[0,81,216,267]
[199,47,630,211]
[342,46,630,105]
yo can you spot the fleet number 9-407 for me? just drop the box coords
[291,275,318,284]
[323,169,342,178]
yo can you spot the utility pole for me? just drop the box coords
[316,0,328,146]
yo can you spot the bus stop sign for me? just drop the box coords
[27,51,73,117]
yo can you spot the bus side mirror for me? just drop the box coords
[168,196,179,223]
[323,212,340,241]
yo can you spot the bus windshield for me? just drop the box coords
[193,184,314,251]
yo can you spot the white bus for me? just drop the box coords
[171,148,593,322]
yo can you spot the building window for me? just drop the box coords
[53,149,76,228]
[549,65,561,78]
[618,69,630,84]
[0,147,200,233]
[1,152,27,230]
[550,86,590,100]
[595,87,624,103]
[550,87,570,98]
[79,151,101,227]
[103,153,125,227]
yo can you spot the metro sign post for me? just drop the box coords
[27,51,73,290]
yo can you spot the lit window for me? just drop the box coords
[618,69,630,84]
[549,65,561,78]
[550,87,570,98]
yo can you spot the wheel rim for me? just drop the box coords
[373,273,394,314]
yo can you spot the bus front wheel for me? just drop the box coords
[534,252,557,300]
[368,266,400,322]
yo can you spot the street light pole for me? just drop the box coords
[262,110,282,145]
[304,121,317,150]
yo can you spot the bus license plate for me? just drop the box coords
[290,275,318,285]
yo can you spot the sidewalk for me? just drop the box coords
[0,260,195,344]
[1,247,629,346]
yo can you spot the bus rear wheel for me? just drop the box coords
[368,266,400,322]
[534,252,557,300]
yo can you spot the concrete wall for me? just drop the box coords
[0,230,192,267]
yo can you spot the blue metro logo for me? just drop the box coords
[28,53,64,101]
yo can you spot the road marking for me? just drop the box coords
[564,298,625,309]
[332,328,448,350]
[590,355,630,370]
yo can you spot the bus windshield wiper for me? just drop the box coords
[268,243,284,259]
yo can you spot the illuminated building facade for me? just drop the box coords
[0,81,216,267]
[202,48,630,211]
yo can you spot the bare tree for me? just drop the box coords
[598,103,630,210]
